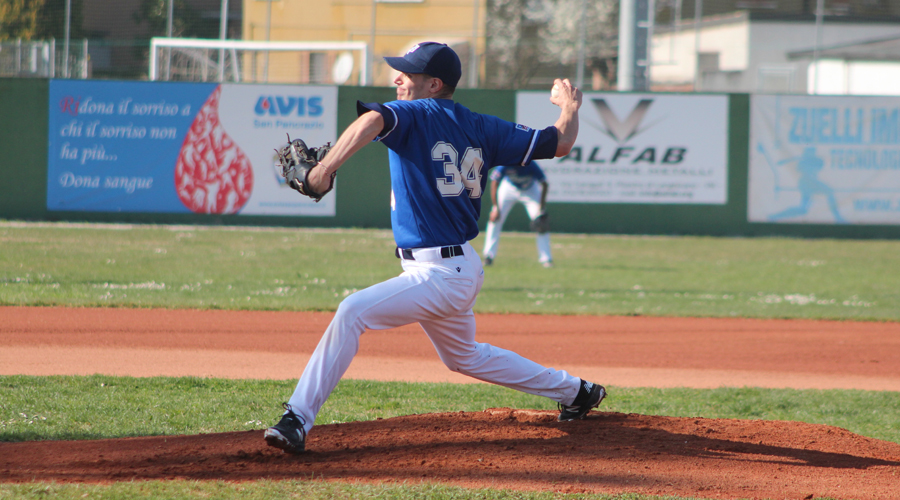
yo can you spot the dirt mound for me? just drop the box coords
[4,307,900,498]
[3,409,899,500]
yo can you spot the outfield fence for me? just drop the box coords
[2,77,899,240]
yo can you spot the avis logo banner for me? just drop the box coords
[47,81,338,216]
[254,96,325,117]
[515,92,728,204]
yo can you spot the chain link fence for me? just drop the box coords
[0,39,90,78]
[645,0,900,94]
[0,0,237,80]
[483,0,900,92]
[1,0,898,91]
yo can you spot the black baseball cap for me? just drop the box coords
[384,42,462,88]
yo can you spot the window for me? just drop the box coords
[758,66,795,93]
[309,53,327,83]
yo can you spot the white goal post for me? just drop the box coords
[149,37,370,85]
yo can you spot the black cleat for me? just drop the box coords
[484,256,493,266]
[558,381,606,422]
[264,403,307,454]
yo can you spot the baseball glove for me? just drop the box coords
[276,135,334,202]
[530,212,550,234]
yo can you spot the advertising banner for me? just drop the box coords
[749,95,900,225]
[515,92,729,204]
[47,80,338,215]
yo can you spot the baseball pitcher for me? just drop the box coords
[265,42,606,454]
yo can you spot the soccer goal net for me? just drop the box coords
[149,38,369,85]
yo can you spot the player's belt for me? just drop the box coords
[395,245,464,261]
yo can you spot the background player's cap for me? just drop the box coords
[384,42,462,88]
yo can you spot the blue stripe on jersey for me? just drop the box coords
[368,98,541,249]
[520,131,540,165]
[357,101,398,137]
[531,126,559,160]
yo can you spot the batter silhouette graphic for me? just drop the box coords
[769,147,845,223]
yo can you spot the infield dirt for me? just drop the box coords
[2,306,899,500]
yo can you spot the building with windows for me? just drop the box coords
[241,0,484,87]
[650,5,900,94]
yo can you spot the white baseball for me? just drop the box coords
[551,84,560,99]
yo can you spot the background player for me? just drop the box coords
[264,42,606,454]
[482,161,553,267]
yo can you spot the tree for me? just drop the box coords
[0,1,39,40]
[484,0,618,89]
[35,0,84,40]
[539,0,617,68]
[133,0,219,39]
[0,0,45,41]
[484,0,543,89]
[1,0,84,41]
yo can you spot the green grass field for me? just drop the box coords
[2,223,898,320]
[2,222,898,500]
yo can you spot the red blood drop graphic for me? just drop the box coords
[175,87,253,213]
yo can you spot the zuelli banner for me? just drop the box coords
[748,96,900,224]
[515,92,729,204]
[749,95,900,225]
[47,80,338,216]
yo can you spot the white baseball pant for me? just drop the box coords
[483,179,552,264]
[286,242,581,433]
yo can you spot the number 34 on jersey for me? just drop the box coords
[433,142,484,199]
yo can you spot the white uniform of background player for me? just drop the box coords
[263,42,606,455]
[482,161,553,267]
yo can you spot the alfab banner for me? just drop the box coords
[515,92,728,204]
[47,80,338,216]
[749,95,900,225]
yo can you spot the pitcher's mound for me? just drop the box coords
[3,409,899,500]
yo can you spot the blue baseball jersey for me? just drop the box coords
[360,98,555,249]
[490,161,546,190]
